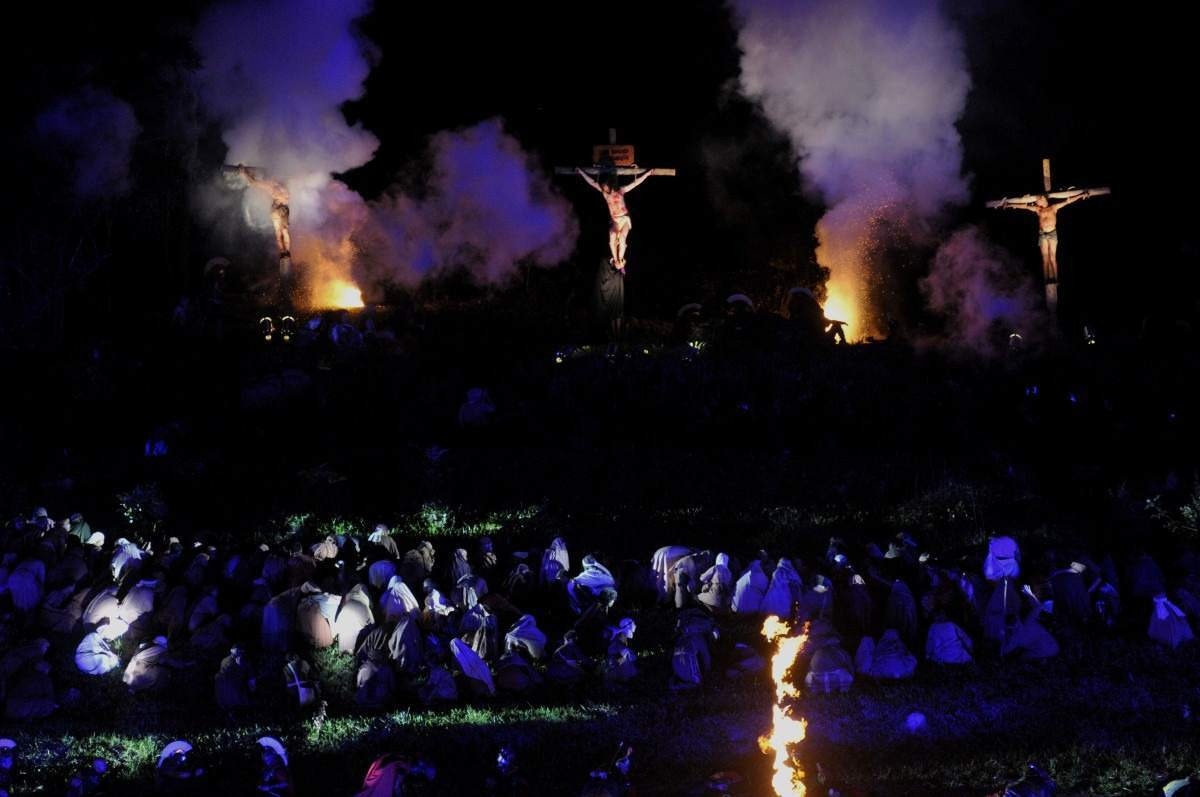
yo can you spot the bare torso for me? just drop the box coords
[1035,205,1058,232]
[602,187,628,220]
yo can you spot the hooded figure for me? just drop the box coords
[804,621,854,693]
[541,538,570,584]
[310,536,339,562]
[75,631,120,676]
[885,579,919,647]
[41,585,91,635]
[214,647,255,711]
[256,737,293,797]
[1148,594,1195,649]
[123,637,172,693]
[836,574,873,640]
[367,527,401,560]
[83,587,122,631]
[355,657,396,709]
[460,603,500,660]
[297,591,335,649]
[381,576,421,622]
[504,615,547,660]
[400,542,436,590]
[983,578,1022,645]
[450,548,472,585]
[7,560,45,612]
[547,631,588,685]
[1002,608,1060,660]
[670,611,714,690]
[1050,564,1091,625]
[604,618,638,682]
[697,553,734,614]
[762,559,803,619]
[925,617,974,664]
[110,539,144,583]
[984,536,1020,581]
[387,614,424,674]
[117,578,159,641]
[568,556,616,613]
[450,638,496,696]
[854,629,917,680]
[335,585,375,655]
[261,583,321,652]
[367,560,398,591]
[651,545,692,598]
[732,561,768,615]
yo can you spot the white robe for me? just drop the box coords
[1148,596,1195,649]
[732,562,768,615]
[651,545,692,598]
[984,536,1020,581]
[450,638,495,695]
[75,631,120,675]
[504,615,547,660]
[541,538,570,584]
[381,576,420,621]
[761,559,802,619]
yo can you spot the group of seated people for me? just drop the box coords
[1,504,1198,795]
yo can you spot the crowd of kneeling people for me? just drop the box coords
[1,506,1199,795]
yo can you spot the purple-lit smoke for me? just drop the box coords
[35,88,140,201]
[734,0,971,338]
[920,226,1047,355]
[192,1,576,305]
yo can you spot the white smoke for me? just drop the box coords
[734,0,971,337]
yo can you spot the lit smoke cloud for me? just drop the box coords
[734,0,971,336]
[920,226,1047,355]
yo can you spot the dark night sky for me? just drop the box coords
[1,1,1194,338]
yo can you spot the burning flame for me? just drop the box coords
[822,284,857,341]
[759,616,809,796]
[317,279,364,309]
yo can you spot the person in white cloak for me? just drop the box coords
[381,576,420,622]
[75,630,120,676]
[83,587,127,638]
[732,560,768,615]
[450,638,495,696]
[1148,594,1195,649]
[421,579,456,617]
[110,539,144,582]
[7,560,45,613]
[310,536,339,562]
[459,603,499,660]
[123,636,172,692]
[368,560,398,591]
[804,620,854,693]
[651,545,692,599]
[368,526,401,559]
[568,556,616,613]
[504,615,547,660]
[801,575,832,621]
[925,614,974,664]
[335,585,375,655]
[984,536,1020,581]
[762,558,802,619]
[1001,606,1060,660]
[604,618,638,682]
[854,629,917,681]
[697,553,733,614]
[453,574,480,610]
[450,549,472,586]
[541,537,570,584]
[116,577,159,640]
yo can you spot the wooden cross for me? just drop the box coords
[986,157,1110,311]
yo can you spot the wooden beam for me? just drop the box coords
[554,167,676,177]
[1042,158,1052,192]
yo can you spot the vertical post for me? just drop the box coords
[1042,158,1052,193]
[609,128,617,145]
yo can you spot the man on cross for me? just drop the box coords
[575,167,656,270]
[994,190,1095,291]
[236,165,291,260]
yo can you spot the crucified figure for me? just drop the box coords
[236,165,291,259]
[993,190,1096,289]
[575,167,655,270]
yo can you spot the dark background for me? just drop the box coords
[0,0,1194,346]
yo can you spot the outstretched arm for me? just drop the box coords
[621,169,655,194]
[575,168,602,192]
[1056,189,1091,208]
[990,197,1039,213]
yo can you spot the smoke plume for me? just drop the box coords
[734,0,971,337]
[35,88,141,201]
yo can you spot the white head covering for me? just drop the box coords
[256,736,288,766]
[157,740,192,768]
[450,638,495,695]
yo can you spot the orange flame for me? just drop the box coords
[315,279,364,309]
[759,616,808,796]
